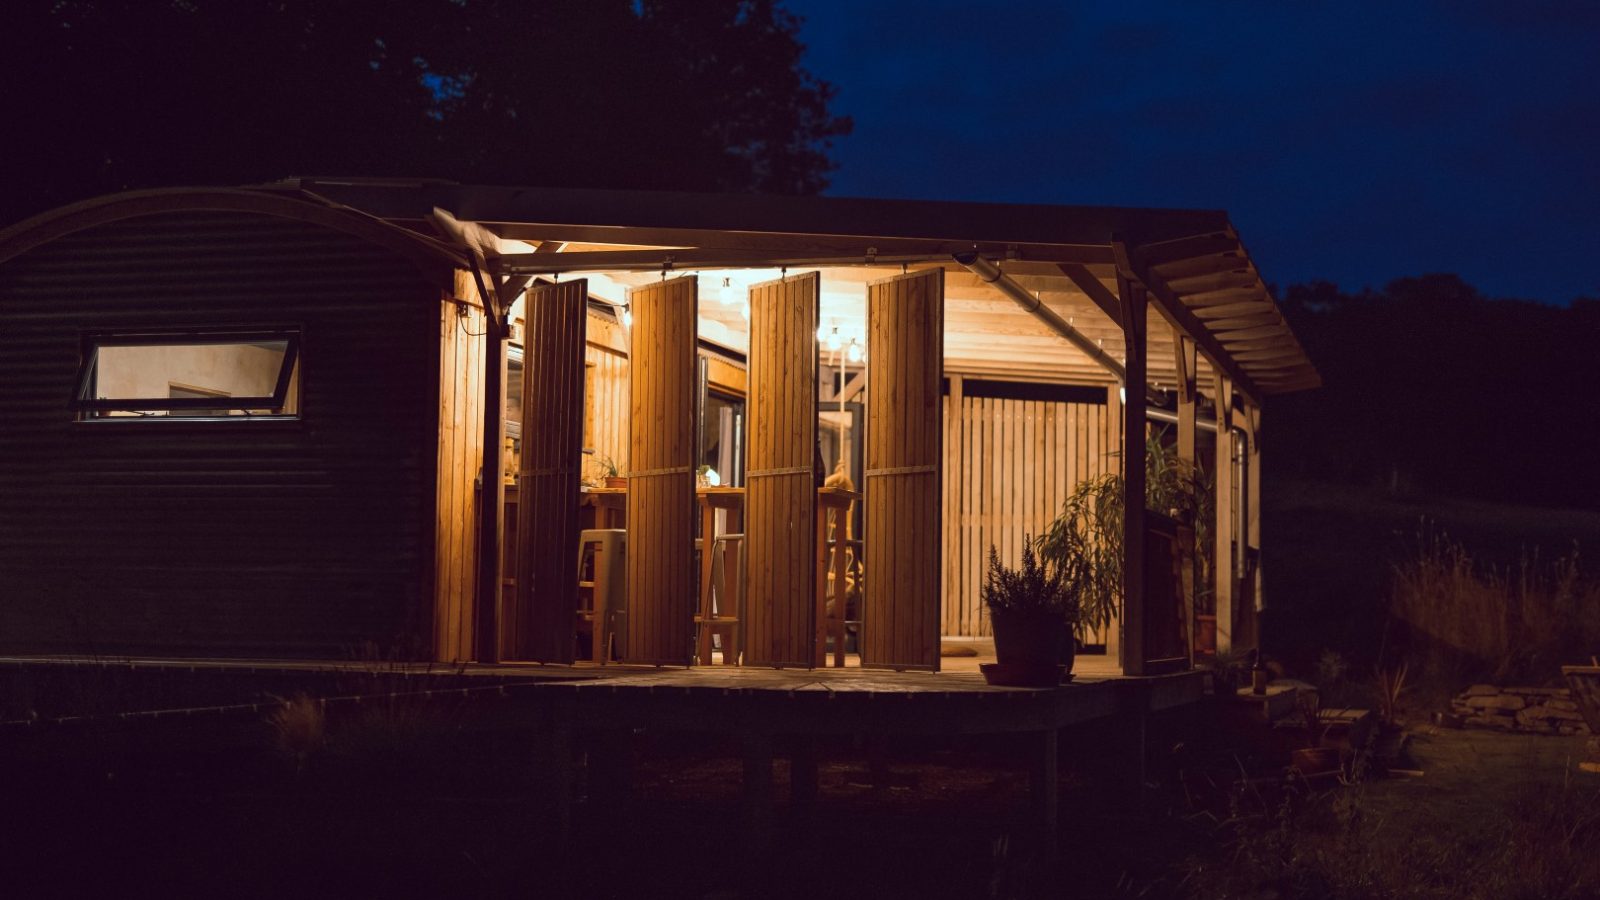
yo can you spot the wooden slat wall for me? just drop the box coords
[434,284,485,662]
[514,279,588,662]
[743,273,818,667]
[624,276,698,665]
[584,311,630,480]
[938,393,1117,639]
[863,268,943,671]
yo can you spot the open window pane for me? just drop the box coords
[76,332,300,419]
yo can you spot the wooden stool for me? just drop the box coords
[576,529,626,662]
[695,533,744,665]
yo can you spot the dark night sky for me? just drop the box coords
[785,1,1600,304]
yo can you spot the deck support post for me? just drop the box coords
[1117,268,1149,677]
[1213,373,1236,657]
[740,730,776,892]
[1029,727,1060,831]
[1244,404,1263,652]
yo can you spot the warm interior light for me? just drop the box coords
[826,327,842,352]
[704,467,721,487]
[621,304,633,329]
[816,323,828,342]
[1118,385,1126,404]
[846,339,862,363]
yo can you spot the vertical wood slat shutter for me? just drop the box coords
[514,279,588,662]
[863,268,944,671]
[743,273,819,667]
[625,276,698,665]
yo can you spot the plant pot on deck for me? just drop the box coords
[604,476,627,489]
[983,608,1074,687]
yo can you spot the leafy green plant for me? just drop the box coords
[1036,426,1214,635]
[981,538,1080,624]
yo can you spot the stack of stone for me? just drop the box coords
[1450,684,1592,735]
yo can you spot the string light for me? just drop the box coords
[826,327,842,352]
[621,303,633,329]
[846,338,862,363]
[719,276,735,306]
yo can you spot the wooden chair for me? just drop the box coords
[694,533,744,665]
[576,529,626,662]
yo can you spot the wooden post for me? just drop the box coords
[1213,373,1236,657]
[475,291,508,664]
[1118,272,1148,677]
[1245,403,1263,648]
[945,374,964,637]
[1172,327,1198,667]
[1103,383,1122,666]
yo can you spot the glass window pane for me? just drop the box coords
[77,333,299,419]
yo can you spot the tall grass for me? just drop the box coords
[1390,527,1600,680]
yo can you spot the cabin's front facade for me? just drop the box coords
[0,182,1317,675]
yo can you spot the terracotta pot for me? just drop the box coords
[1194,614,1217,655]
[604,476,627,489]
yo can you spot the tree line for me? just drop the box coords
[1271,274,1600,509]
[1,0,851,227]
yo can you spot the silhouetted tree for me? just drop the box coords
[1,0,851,226]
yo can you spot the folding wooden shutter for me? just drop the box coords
[863,268,944,671]
[742,272,819,667]
[514,279,588,662]
[625,276,698,665]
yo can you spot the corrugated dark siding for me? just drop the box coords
[0,211,446,658]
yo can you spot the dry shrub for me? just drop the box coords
[268,692,326,772]
[1390,527,1600,679]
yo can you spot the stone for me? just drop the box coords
[1464,684,1500,697]
[1548,699,1580,712]
[1505,686,1565,696]
[1465,694,1525,711]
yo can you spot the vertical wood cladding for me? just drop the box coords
[623,276,698,665]
[514,279,588,663]
[742,273,818,667]
[434,282,485,663]
[0,211,446,658]
[863,269,944,671]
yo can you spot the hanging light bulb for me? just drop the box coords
[816,323,828,342]
[846,339,862,363]
[621,303,633,329]
[826,327,842,352]
[719,276,735,306]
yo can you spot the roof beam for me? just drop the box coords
[1117,243,1265,407]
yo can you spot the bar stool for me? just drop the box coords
[694,533,744,665]
[576,529,626,663]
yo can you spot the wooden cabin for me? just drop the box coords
[0,182,1317,674]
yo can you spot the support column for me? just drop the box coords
[1172,327,1198,667]
[474,274,509,664]
[1118,272,1148,677]
[1245,404,1263,649]
[1103,383,1123,666]
[1212,373,1236,657]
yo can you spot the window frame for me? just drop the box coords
[73,328,302,420]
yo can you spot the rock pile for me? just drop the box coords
[1450,684,1592,735]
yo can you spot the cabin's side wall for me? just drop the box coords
[0,211,444,658]
[433,271,487,662]
[940,389,1118,639]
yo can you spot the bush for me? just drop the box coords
[1390,526,1600,680]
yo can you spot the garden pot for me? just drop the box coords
[986,608,1074,686]
[604,476,627,489]
[1194,614,1217,656]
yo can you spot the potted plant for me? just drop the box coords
[1037,427,1214,652]
[594,454,626,489]
[980,538,1081,687]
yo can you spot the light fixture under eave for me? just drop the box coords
[826,327,842,352]
[719,277,736,306]
[846,339,862,363]
[621,303,633,329]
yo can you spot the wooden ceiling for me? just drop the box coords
[279,179,1319,402]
